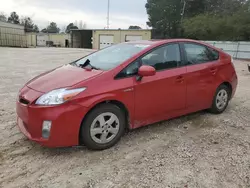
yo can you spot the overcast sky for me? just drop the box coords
[1,0,149,31]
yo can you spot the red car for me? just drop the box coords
[16,39,238,150]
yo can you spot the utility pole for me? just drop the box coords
[107,0,110,29]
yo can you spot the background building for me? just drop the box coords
[0,22,152,49]
[0,21,27,47]
[35,33,71,47]
[0,21,71,48]
[71,29,152,49]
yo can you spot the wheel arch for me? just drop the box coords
[219,81,233,98]
[78,100,130,145]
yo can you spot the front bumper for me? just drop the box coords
[17,117,49,145]
[16,99,89,148]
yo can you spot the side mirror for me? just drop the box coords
[138,65,156,77]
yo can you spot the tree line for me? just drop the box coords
[146,0,250,41]
[0,11,79,34]
[0,11,39,32]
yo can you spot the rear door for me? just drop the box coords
[180,42,220,110]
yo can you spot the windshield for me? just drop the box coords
[75,43,150,70]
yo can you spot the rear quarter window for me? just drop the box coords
[183,43,220,65]
[208,47,219,61]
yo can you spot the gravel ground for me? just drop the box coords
[0,47,250,188]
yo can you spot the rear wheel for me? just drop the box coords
[80,103,125,150]
[209,84,231,114]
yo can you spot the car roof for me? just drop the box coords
[126,39,207,46]
[125,39,219,51]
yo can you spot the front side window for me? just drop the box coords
[74,43,150,71]
[183,43,219,65]
[141,44,181,71]
[115,61,140,79]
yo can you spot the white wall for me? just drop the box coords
[92,29,151,49]
[26,33,36,47]
[36,33,71,47]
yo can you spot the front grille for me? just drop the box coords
[19,98,30,105]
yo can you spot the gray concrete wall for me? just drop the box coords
[71,31,81,48]
[205,41,250,59]
[0,21,26,47]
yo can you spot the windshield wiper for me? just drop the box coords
[79,59,100,70]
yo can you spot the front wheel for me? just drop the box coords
[80,103,125,150]
[209,84,231,114]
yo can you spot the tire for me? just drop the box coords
[209,84,231,114]
[80,103,126,150]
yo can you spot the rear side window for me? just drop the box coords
[141,44,181,71]
[183,43,219,65]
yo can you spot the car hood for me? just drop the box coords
[26,64,103,93]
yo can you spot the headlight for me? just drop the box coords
[36,88,86,105]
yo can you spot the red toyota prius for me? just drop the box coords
[16,39,238,150]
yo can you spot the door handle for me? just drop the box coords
[176,76,184,83]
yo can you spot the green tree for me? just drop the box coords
[0,12,7,22]
[21,17,33,32]
[8,12,20,24]
[65,23,78,33]
[47,22,60,33]
[183,14,218,40]
[21,17,39,32]
[229,8,250,40]
[183,7,250,41]
[41,28,47,33]
[42,22,60,33]
[33,25,39,33]
[146,0,250,39]
[146,0,182,38]
[128,25,142,29]
[203,0,247,15]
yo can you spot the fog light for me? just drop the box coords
[42,121,52,139]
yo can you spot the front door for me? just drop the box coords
[134,43,187,127]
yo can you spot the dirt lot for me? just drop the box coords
[0,47,250,188]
